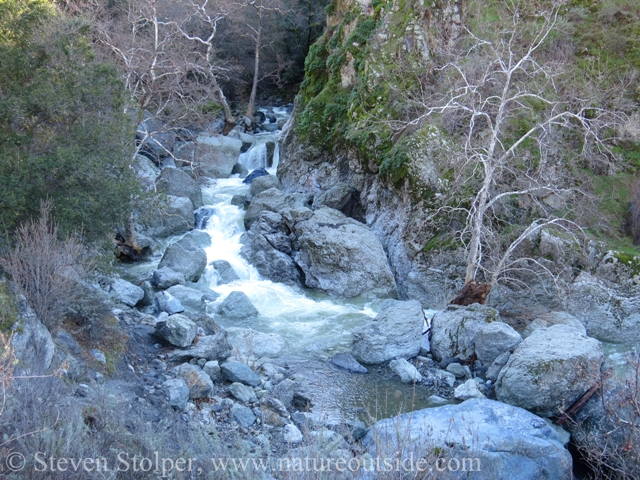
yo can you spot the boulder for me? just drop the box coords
[155,167,203,208]
[193,135,242,178]
[228,382,258,403]
[158,237,207,282]
[216,291,259,319]
[351,300,424,364]
[232,163,249,178]
[271,378,297,408]
[177,363,213,399]
[487,351,511,382]
[166,285,219,315]
[242,167,269,184]
[240,211,300,285]
[430,304,500,362]
[362,399,573,480]
[566,272,640,343]
[292,208,397,298]
[167,331,231,362]
[11,297,55,374]
[137,112,176,160]
[446,362,469,379]
[220,361,261,386]
[153,291,185,316]
[143,195,194,239]
[225,327,285,360]
[155,314,197,347]
[260,397,289,426]
[283,424,303,444]
[109,278,144,307]
[231,404,256,427]
[151,267,186,290]
[250,174,282,197]
[496,324,604,418]
[454,379,486,400]
[474,321,522,366]
[211,260,240,284]
[389,358,422,383]
[163,378,189,410]
[311,183,354,211]
[133,153,161,190]
[330,353,368,374]
[423,368,456,388]
[243,188,311,229]
[523,311,587,338]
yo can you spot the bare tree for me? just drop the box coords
[390,1,623,298]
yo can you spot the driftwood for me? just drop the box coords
[449,280,492,306]
[553,382,602,425]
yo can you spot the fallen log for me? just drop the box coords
[553,382,602,425]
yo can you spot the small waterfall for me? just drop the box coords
[238,142,267,170]
[271,142,280,172]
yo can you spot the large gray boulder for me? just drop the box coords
[292,208,397,298]
[155,167,203,208]
[240,211,300,285]
[193,135,243,178]
[311,183,354,211]
[522,311,587,338]
[566,272,640,343]
[362,399,572,480]
[216,291,259,319]
[225,327,285,360]
[474,321,522,366]
[167,331,231,362]
[11,297,55,374]
[166,285,219,315]
[220,361,261,386]
[389,358,422,383]
[430,304,500,362]
[143,195,194,239]
[496,324,604,418]
[163,378,189,410]
[153,291,185,315]
[132,153,160,190]
[250,174,282,197]
[155,314,197,347]
[351,300,424,364]
[151,267,186,290]
[243,188,311,229]
[109,278,144,307]
[211,260,240,284]
[158,237,207,282]
[177,363,213,399]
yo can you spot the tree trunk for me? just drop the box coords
[245,7,262,120]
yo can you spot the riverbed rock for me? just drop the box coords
[158,237,207,282]
[351,300,424,364]
[311,183,355,211]
[177,363,213,399]
[133,153,161,190]
[216,291,259,319]
[143,195,194,239]
[225,327,285,360]
[244,188,311,229]
[283,424,303,444]
[167,331,231,362]
[240,211,300,285]
[193,135,242,178]
[166,285,219,315]
[151,267,186,290]
[474,321,522,366]
[221,361,261,386]
[242,167,269,184]
[211,260,240,284]
[292,207,397,298]
[487,351,511,382]
[163,378,189,410]
[231,404,256,427]
[454,379,486,400]
[389,358,422,383]
[109,278,144,307]
[362,399,573,480]
[228,382,258,403]
[495,324,604,418]
[153,291,185,315]
[155,314,197,347]
[522,311,587,338]
[430,304,500,362]
[250,174,282,197]
[156,167,203,208]
[330,353,368,374]
[423,368,456,388]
